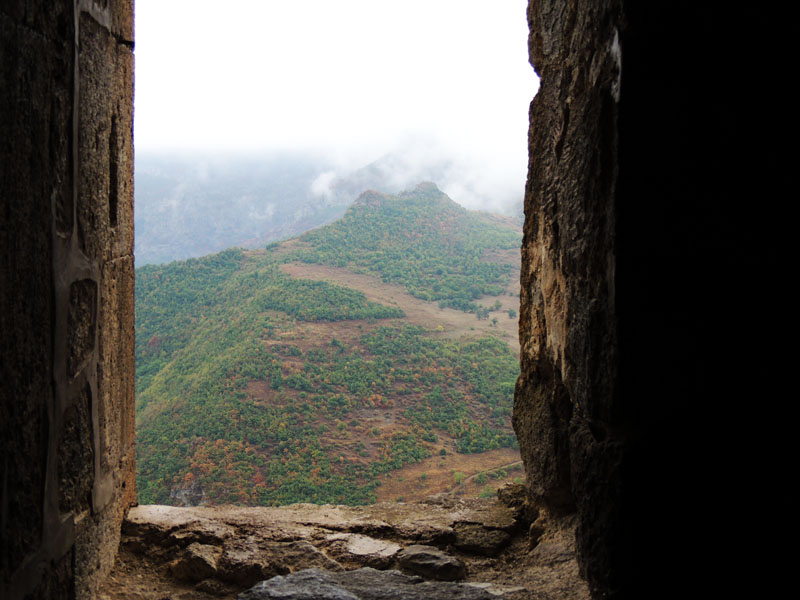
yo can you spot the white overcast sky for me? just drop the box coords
[134,0,538,208]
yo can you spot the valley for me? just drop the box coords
[135,184,523,507]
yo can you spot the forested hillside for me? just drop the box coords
[295,183,521,312]
[136,184,522,506]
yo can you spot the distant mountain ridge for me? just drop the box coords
[135,154,522,266]
[295,183,520,311]
[135,184,522,507]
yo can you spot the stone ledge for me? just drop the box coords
[101,493,589,600]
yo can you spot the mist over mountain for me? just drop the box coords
[135,153,343,265]
[135,151,524,266]
[309,147,526,218]
[135,184,522,506]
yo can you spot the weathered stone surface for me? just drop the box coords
[239,568,496,600]
[324,533,401,569]
[57,384,95,513]
[453,523,512,556]
[97,255,135,475]
[496,483,527,509]
[1,7,65,582]
[528,518,546,549]
[266,540,344,573]
[514,2,792,597]
[104,498,592,599]
[67,279,98,377]
[240,570,358,600]
[125,497,516,547]
[496,483,539,527]
[514,0,626,596]
[73,7,136,597]
[218,540,343,587]
[515,0,621,514]
[196,578,240,597]
[168,542,223,582]
[218,547,281,588]
[79,0,135,41]
[78,12,134,263]
[0,2,135,598]
[396,545,466,581]
[529,541,574,567]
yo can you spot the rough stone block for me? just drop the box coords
[324,533,401,569]
[97,255,135,473]
[0,1,73,46]
[239,568,496,600]
[78,12,134,262]
[1,8,65,585]
[2,1,135,598]
[67,279,98,378]
[452,523,512,556]
[396,545,466,581]
[79,0,134,42]
[168,543,223,583]
[58,383,95,513]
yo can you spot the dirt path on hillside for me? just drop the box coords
[280,262,520,354]
[373,447,523,504]
[445,460,524,494]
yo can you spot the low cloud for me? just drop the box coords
[310,171,338,201]
[309,136,526,215]
[135,0,537,217]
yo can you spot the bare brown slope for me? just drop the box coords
[280,261,520,355]
[276,260,523,502]
[235,250,524,502]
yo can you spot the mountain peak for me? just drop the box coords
[352,189,391,207]
[414,181,441,193]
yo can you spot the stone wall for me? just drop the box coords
[515,2,788,598]
[514,0,622,594]
[0,1,135,598]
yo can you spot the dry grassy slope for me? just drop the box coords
[279,257,520,355]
